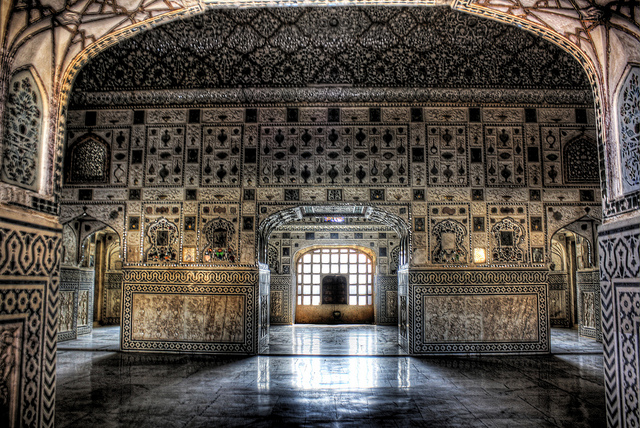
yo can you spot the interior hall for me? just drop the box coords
[1,3,638,428]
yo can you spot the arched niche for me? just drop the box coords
[65,133,111,184]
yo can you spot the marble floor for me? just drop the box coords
[59,325,603,356]
[56,326,605,427]
[266,325,406,355]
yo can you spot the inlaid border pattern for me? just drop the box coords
[70,87,593,109]
[123,269,258,285]
[410,270,547,285]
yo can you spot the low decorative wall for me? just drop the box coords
[409,269,549,354]
[121,268,258,354]
[548,272,570,327]
[58,267,94,342]
[576,268,601,341]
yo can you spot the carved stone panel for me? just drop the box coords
[422,294,538,342]
[78,290,90,327]
[0,320,23,428]
[1,70,42,190]
[131,293,245,343]
[59,291,75,333]
[619,67,640,194]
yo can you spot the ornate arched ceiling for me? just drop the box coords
[70,7,590,98]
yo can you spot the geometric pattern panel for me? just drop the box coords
[599,216,640,428]
[0,209,61,428]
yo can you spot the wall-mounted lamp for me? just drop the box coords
[473,248,486,264]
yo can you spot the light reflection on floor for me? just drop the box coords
[266,324,404,355]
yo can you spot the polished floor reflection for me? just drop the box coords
[267,325,405,355]
[56,326,605,427]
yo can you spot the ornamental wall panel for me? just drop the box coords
[121,268,258,354]
[409,270,549,354]
[599,216,640,428]
[0,208,61,428]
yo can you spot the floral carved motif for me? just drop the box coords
[619,67,640,194]
[1,71,42,190]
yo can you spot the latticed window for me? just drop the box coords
[296,247,373,306]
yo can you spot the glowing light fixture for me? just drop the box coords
[473,248,486,264]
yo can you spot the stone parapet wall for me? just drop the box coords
[121,267,258,354]
[58,267,95,341]
[408,269,549,354]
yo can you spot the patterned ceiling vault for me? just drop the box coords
[71,7,590,97]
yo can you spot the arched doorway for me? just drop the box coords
[256,205,410,353]
[59,213,123,345]
[549,213,602,343]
